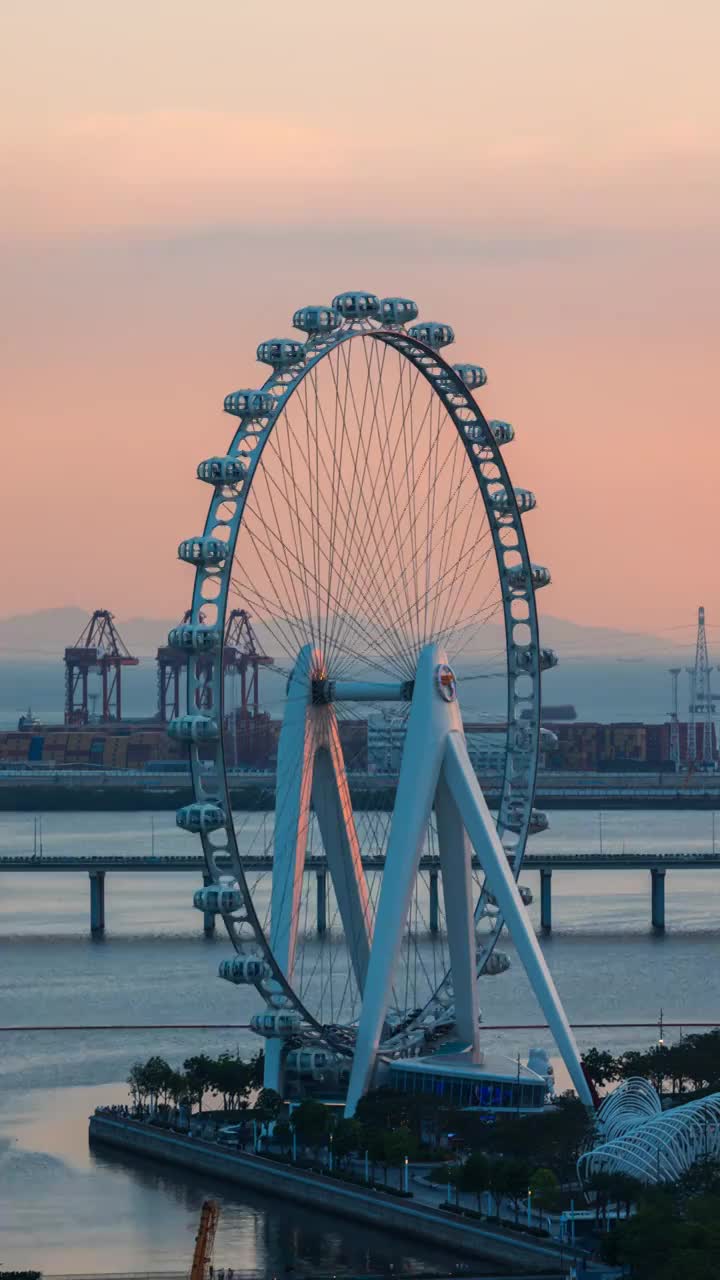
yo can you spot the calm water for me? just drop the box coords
[1,808,720,1272]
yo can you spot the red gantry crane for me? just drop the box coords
[64,610,139,725]
[156,610,196,722]
[224,608,273,718]
[156,608,273,727]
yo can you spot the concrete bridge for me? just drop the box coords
[2,848,718,936]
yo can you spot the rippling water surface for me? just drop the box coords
[1,808,719,1273]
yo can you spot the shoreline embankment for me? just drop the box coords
[88,1114,579,1274]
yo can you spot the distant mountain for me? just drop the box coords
[0,605,690,662]
[538,616,688,659]
[0,608,176,661]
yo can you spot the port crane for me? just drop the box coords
[158,607,272,725]
[64,609,138,724]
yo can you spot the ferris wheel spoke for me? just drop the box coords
[323,338,381,666]
[275,391,393,659]
[237,493,415,679]
[317,342,356,668]
[347,446,488,664]
[380,350,422,660]
[336,361,445,665]
[325,339,432,669]
[256,390,422,680]
[428,429,473,643]
[229,549,310,664]
[321,340,423,674]
[293,364,411,663]
[431,478,492,649]
[382,492,495,648]
[355,399,470,631]
[344,338,425,666]
[267,409,326,656]
[241,467,321,659]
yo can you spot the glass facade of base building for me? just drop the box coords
[388,1064,546,1111]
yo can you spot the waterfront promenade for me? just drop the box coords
[89,1112,604,1275]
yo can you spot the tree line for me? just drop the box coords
[600,1159,720,1279]
[581,1030,720,1096]
[127,1050,264,1112]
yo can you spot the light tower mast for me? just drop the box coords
[668,668,681,771]
[687,606,716,770]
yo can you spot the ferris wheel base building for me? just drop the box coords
[173,289,594,1116]
[282,1045,552,1113]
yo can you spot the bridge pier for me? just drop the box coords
[316,870,327,935]
[89,870,105,935]
[651,868,666,931]
[429,869,440,934]
[540,868,552,933]
[202,872,216,938]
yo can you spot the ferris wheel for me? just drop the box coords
[169,291,592,1113]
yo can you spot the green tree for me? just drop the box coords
[602,1185,720,1279]
[581,1047,618,1090]
[291,1099,330,1153]
[677,1159,720,1199]
[142,1056,174,1107]
[457,1152,491,1212]
[247,1049,265,1090]
[364,1126,389,1184]
[355,1088,422,1137]
[167,1070,190,1108]
[383,1125,418,1186]
[183,1054,215,1112]
[127,1061,148,1108]
[209,1052,253,1111]
[501,1157,532,1223]
[486,1157,509,1221]
[274,1119,292,1153]
[332,1117,363,1165]
[254,1087,283,1121]
[529,1166,561,1215]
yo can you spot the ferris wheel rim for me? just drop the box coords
[177,312,544,1052]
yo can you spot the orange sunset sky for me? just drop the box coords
[1,1,718,633]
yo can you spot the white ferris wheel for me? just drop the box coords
[169,291,592,1114]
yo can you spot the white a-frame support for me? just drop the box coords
[265,645,372,1092]
[343,642,594,1115]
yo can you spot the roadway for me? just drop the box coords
[2,766,720,810]
[1,850,719,871]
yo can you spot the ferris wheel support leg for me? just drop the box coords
[263,1036,285,1095]
[271,646,318,981]
[435,773,481,1059]
[442,731,594,1109]
[344,644,455,1117]
[312,741,371,990]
